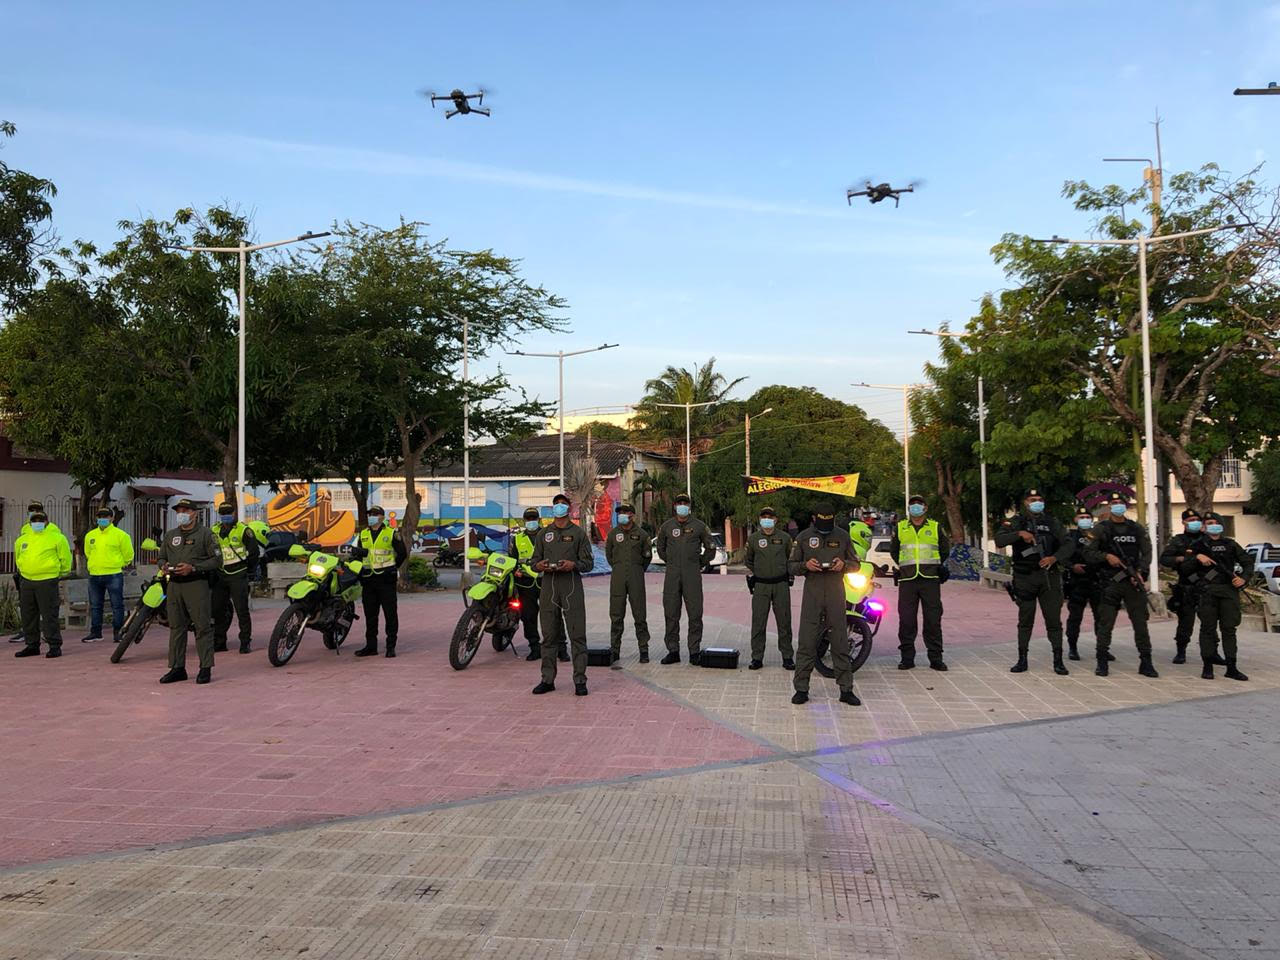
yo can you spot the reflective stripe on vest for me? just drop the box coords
[897,519,941,578]
[215,522,248,568]
[361,526,397,571]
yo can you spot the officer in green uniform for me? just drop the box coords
[1083,492,1157,677]
[81,506,134,644]
[530,494,594,696]
[789,501,861,706]
[656,494,716,665]
[157,499,221,684]
[604,503,651,667]
[211,501,259,654]
[512,507,546,662]
[13,510,72,659]
[744,506,794,670]
[12,500,63,645]
[1193,512,1252,681]
[994,488,1074,675]
[890,495,950,671]
[1160,510,1212,664]
[1064,506,1109,662]
[355,505,407,657]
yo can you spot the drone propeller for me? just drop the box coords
[906,178,926,191]
[417,88,438,104]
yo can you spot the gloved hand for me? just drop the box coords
[746,575,756,594]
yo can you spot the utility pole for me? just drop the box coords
[744,406,773,477]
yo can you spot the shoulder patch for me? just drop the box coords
[671,528,681,538]
[171,536,182,546]
[758,538,768,549]
[808,536,820,548]
[615,533,625,542]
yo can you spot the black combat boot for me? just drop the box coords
[791,690,809,705]
[638,649,650,664]
[660,651,680,665]
[1138,657,1159,678]
[575,683,589,696]
[1010,651,1029,673]
[1053,654,1069,676]
[839,690,862,706]
[159,666,188,683]
[749,659,763,670]
[196,667,211,684]
[353,643,378,657]
[1210,644,1228,666]
[1201,662,1214,679]
[1224,660,1249,682]
[929,658,948,671]
[782,658,795,670]
[1095,658,1109,677]
[1067,642,1080,662]
[1172,642,1187,664]
[239,640,251,654]
[531,681,555,694]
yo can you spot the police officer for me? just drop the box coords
[605,503,651,667]
[744,506,794,670]
[656,494,716,665]
[11,500,63,645]
[13,510,72,659]
[156,500,221,684]
[512,507,545,662]
[211,501,259,654]
[1064,506,1108,663]
[994,489,1074,675]
[81,506,134,644]
[355,505,406,658]
[531,493,594,696]
[1083,492,1157,678]
[789,501,861,706]
[1193,512,1252,681]
[890,495,950,671]
[1160,509,1207,664]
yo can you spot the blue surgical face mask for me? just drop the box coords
[525,520,540,532]
[97,518,111,528]
[760,518,776,532]
[552,503,570,519]
[675,504,691,518]
[174,512,192,526]
[908,503,925,518]
[618,513,633,525]
[1077,517,1093,530]
[1207,523,1224,536]
[1110,503,1126,516]
[1186,520,1202,534]
[368,515,382,527]
[30,521,46,533]
[1028,501,1045,514]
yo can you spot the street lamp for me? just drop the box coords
[1032,223,1242,589]
[851,382,919,516]
[744,406,773,477]
[653,401,716,498]
[507,343,619,490]
[178,231,331,507]
[1234,82,1280,95]
[908,329,992,552]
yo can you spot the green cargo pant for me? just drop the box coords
[167,578,214,670]
[750,580,793,661]
[793,572,850,693]
[609,569,649,656]
[540,572,587,685]
[663,565,704,655]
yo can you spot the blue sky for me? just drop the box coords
[5,0,1279,434]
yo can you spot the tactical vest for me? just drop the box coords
[897,519,941,580]
[360,525,397,572]
[215,522,249,569]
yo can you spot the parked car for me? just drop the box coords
[1244,543,1280,594]
[646,531,728,572]
[868,536,898,576]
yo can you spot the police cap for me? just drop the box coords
[26,500,44,512]
[1108,491,1129,504]
[1181,508,1200,520]
[759,506,776,518]
[673,493,691,505]
[95,506,112,519]
[813,500,835,519]
[367,504,385,516]
[173,498,199,511]
[522,507,541,520]
[908,494,926,505]
[29,511,48,523]
[553,493,571,505]
[616,503,635,514]
[1024,488,1045,500]
[1202,511,1224,523]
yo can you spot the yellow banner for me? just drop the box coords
[743,473,860,497]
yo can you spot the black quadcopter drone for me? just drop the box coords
[422,88,490,118]
[846,180,923,208]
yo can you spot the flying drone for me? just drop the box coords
[846,180,923,208]
[422,88,490,118]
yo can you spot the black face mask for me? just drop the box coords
[814,517,834,533]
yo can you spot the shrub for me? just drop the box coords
[406,555,439,588]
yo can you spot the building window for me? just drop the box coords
[518,486,557,508]
[1219,459,1242,489]
[449,486,486,507]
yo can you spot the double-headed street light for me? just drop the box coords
[653,401,716,498]
[178,231,331,507]
[851,382,920,517]
[1033,223,1242,589]
[507,343,619,491]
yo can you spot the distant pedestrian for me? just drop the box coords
[13,510,72,659]
[81,506,134,645]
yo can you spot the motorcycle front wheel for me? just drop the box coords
[268,602,309,667]
[449,605,487,670]
[110,605,153,664]
[324,602,355,652]
[815,617,874,678]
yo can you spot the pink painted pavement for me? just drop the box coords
[0,589,772,869]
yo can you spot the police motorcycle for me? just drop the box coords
[110,537,170,664]
[815,560,885,677]
[449,545,525,670]
[267,544,365,666]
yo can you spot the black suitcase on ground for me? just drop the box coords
[586,646,613,666]
[699,647,740,669]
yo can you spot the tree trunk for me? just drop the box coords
[398,428,421,587]
[1163,444,1223,517]
[344,465,370,529]
[934,460,966,544]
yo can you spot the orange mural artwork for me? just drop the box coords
[265,484,356,547]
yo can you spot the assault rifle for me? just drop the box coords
[1109,554,1157,612]
[1192,538,1244,590]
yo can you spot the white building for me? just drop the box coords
[1168,455,1280,546]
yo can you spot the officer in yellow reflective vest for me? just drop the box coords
[512,507,549,662]
[13,510,72,659]
[355,505,407,658]
[11,500,63,645]
[81,506,135,644]
[211,502,259,654]
[890,495,950,671]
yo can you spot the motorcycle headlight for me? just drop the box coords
[845,572,868,589]
[307,562,327,578]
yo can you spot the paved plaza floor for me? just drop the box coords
[1,575,1276,959]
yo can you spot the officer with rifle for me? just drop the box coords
[1083,492,1158,678]
[1192,512,1253,681]
[1159,510,1216,665]
[1063,506,1109,663]
[994,489,1073,675]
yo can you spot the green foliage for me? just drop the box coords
[573,420,628,442]
[1248,447,1280,524]
[0,580,17,630]
[630,357,746,458]
[690,385,903,527]
[405,555,438,588]
[0,122,57,312]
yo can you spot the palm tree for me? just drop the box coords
[630,357,746,470]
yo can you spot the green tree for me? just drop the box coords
[1248,446,1280,524]
[991,164,1280,516]
[630,357,746,476]
[0,122,57,312]
[573,420,628,442]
